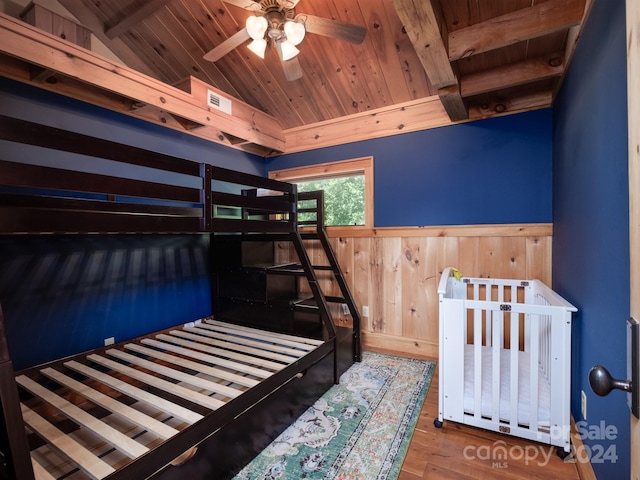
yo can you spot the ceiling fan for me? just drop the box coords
[203,0,367,81]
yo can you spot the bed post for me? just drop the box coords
[200,163,212,231]
[0,304,34,480]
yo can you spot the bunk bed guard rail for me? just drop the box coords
[0,114,298,235]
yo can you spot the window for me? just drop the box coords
[269,157,373,229]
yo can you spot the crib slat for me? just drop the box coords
[473,303,483,420]
[491,309,502,422]
[65,360,203,424]
[550,305,571,446]
[20,404,116,480]
[529,314,540,431]
[40,367,179,440]
[509,314,519,426]
[16,375,148,459]
[485,284,493,345]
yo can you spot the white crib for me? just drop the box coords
[436,267,576,453]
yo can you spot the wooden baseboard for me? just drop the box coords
[361,331,438,360]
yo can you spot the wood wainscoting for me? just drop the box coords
[277,223,552,358]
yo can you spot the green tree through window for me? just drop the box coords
[295,175,365,226]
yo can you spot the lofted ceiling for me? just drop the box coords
[55,0,590,127]
[0,0,591,154]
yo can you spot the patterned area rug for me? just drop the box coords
[233,352,435,480]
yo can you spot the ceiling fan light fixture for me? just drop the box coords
[246,15,268,40]
[277,39,300,61]
[284,20,305,46]
[247,38,267,59]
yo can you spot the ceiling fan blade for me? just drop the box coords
[277,0,302,8]
[299,14,367,44]
[203,28,251,62]
[281,57,303,81]
[221,0,263,12]
[274,41,303,81]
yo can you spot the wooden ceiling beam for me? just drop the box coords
[0,13,284,153]
[468,90,553,120]
[105,0,174,39]
[283,96,451,154]
[391,0,456,89]
[448,0,586,61]
[391,0,467,122]
[461,53,565,98]
[57,0,158,78]
[438,85,467,122]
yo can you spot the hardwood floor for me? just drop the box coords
[367,348,582,480]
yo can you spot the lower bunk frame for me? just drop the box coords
[0,115,354,479]
[1,315,336,480]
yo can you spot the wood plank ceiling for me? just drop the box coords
[1,0,591,154]
[56,0,590,125]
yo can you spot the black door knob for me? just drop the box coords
[589,365,632,396]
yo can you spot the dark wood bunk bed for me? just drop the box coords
[0,114,360,480]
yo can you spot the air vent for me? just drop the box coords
[207,89,232,115]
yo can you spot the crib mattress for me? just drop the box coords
[463,344,551,427]
[16,319,324,480]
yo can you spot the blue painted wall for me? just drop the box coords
[267,109,553,226]
[553,0,630,477]
[0,235,211,370]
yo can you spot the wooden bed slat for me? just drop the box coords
[86,354,225,410]
[64,360,203,424]
[31,458,56,480]
[40,368,179,440]
[123,343,259,388]
[164,331,287,370]
[186,325,306,357]
[16,375,149,459]
[205,320,324,347]
[20,404,116,480]
[105,349,244,399]
[192,324,315,354]
[141,338,273,379]
[181,327,299,364]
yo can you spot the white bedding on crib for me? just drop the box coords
[463,344,551,426]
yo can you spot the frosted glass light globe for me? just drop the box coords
[246,16,268,40]
[284,21,305,46]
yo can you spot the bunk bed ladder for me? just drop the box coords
[297,191,362,363]
[289,231,340,382]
